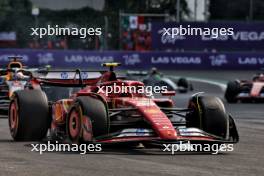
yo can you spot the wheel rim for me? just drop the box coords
[9,101,19,137]
[68,108,80,140]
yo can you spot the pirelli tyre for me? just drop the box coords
[177,78,189,93]
[186,95,228,139]
[8,89,49,141]
[67,96,109,143]
[225,81,240,103]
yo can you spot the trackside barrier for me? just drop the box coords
[0,49,263,70]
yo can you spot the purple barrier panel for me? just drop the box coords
[152,22,264,51]
[0,49,263,70]
[0,49,150,69]
[225,52,264,70]
[0,49,119,68]
[0,49,39,67]
[120,52,264,70]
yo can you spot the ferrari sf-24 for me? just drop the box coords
[225,72,264,103]
[9,63,239,148]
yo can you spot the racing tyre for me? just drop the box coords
[67,96,109,143]
[225,81,240,103]
[186,96,228,138]
[8,89,49,141]
[177,78,188,93]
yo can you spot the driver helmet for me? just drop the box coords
[16,72,25,79]
[259,73,264,80]
[150,67,158,75]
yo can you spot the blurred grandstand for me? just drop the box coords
[0,0,263,51]
[0,0,263,70]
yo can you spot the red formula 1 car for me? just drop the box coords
[225,72,264,103]
[9,63,239,147]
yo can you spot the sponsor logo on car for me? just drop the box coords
[60,72,69,79]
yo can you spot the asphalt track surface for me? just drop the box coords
[0,70,263,176]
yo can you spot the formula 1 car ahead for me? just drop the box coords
[126,68,193,93]
[0,57,34,113]
[225,72,264,103]
[9,63,238,148]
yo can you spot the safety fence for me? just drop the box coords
[0,49,263,70]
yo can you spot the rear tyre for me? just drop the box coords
[186,96,228,138]
[67,96,109,143]
[225,81,240,103]
[177,78,188,93]
[8,90,49,141]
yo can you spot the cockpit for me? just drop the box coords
[8,61,23,69]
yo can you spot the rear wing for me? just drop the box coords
[37,70,105,80]
[34,69,106,87]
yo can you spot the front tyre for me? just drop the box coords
[225,81,240,103]
[177,78,189,93]
[186,95,228,139]
[8,90,49,141]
